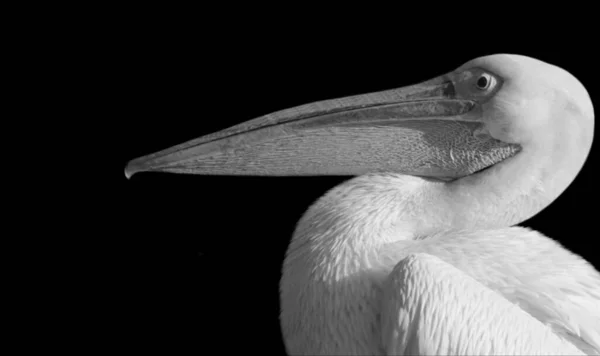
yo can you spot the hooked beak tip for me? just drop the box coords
[124,163,138,180]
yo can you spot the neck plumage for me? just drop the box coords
[284,143,553,277]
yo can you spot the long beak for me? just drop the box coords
[125,74,517,180]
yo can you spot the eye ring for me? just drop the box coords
[475,73,495,91]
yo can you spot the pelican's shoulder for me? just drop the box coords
[381,251,587,354]
[383,227,600,353]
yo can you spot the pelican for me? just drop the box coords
[125,54,599,355]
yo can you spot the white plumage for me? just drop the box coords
[280,175,599,355]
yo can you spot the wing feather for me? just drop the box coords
[381,253,585,355]
[380,227,600,354]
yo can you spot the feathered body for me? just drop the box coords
[281,174,599,354]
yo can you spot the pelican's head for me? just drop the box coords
[456,55,594,148]
[125,55,593,187]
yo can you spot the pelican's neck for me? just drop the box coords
[280,174,427,354]
[436,145,549,232]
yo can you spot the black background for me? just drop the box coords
[118,12,597,354]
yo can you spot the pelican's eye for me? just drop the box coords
[475,73,496,91]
